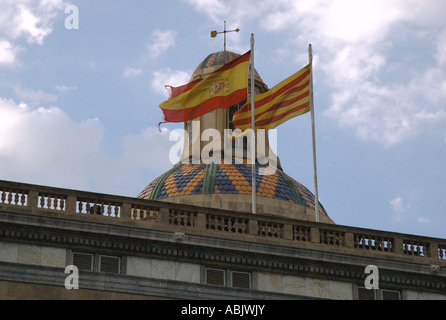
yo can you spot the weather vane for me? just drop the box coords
[210,21,240,52]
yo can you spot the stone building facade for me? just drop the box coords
[1,51,445,300]
[0,178,445,300]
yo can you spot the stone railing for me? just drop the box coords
[1,179,445,265]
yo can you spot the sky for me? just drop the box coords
[0,0,446,239]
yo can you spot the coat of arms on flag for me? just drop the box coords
[209,76,229,97]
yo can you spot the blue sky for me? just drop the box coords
[1,0,446,239]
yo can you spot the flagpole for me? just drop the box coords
[250,34,256,214]
[309,44,320,223]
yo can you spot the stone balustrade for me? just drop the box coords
[1,179,445,265]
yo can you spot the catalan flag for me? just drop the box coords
[232,63,311,130]
[159,51,251,123]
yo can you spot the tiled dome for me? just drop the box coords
[189,51,267,90]
[137,160,328,218]
[195,51,241,70]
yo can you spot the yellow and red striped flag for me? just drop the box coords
[159,51,251,123]
[232,63,311,130]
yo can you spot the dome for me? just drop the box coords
[189,50,268,93]
[137,159,332,223]
[140,51,332,223]
[195,51,241,71]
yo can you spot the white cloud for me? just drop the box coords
[55,85,78,94]
[121,67,143,78]
[0,0,64,43]
[182,0,229,24]
[185,0,446,146]
[0,40,18,65]
[0,97,104,189]
[417,217,429,224]
[120,127,174,173]
[147,29,176,58]
[0,0,65,66]
[0,96,176,196]
[390,196,404,213]
[151,67,192,97]
[390,196,404,222]
[14,86,58,107]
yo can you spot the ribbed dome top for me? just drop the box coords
[189,50,266,90]
[195,51,241,71]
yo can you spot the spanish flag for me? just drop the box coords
[232,63,311,130]
[159,51,251,123]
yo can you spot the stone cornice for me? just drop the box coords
[1,208,445,294]
[0,261,310,300]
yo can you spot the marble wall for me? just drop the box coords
[126,256,200,283]
[3,240,445,300]
[403,290,446,300]
[256,271,353,300]
[0,241,66,268]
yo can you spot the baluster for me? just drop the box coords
[239,219,244,233]
[19,193,25,206]
[233,219,239,233]
[189,213,193,226]
[132,207,137,219]
[77,201,83,214]
[134,207,139,219]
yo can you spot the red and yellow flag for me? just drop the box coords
[232,63,311,130]
[159,51,251,123]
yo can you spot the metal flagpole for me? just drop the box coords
[309,44,320,222]
[251,34,256,214]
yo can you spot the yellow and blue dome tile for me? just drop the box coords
[137,160,328,217]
